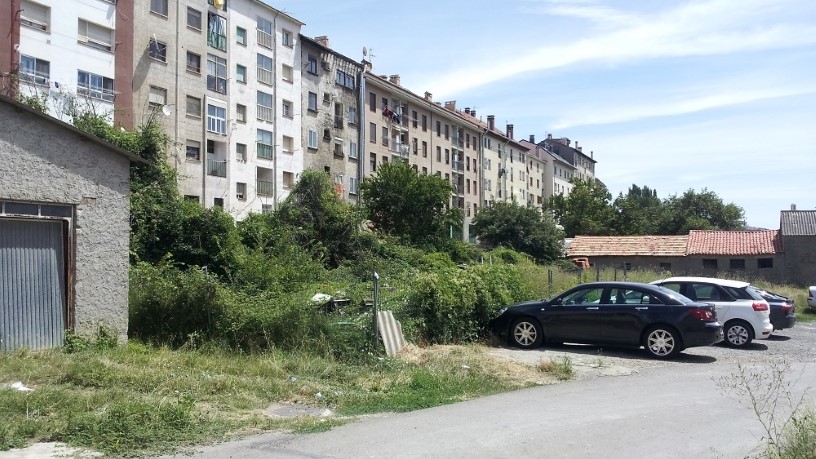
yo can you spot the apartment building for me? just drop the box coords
[364,77,481,241]
[1,0,122,122]
[518,137,548,208]
[540,134,596,183]
[299,35,363,203]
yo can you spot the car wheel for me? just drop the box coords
[510,318,543,349]
[724,320,753,348]
[644,326,681,359]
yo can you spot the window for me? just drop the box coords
[254,130,275,162]
[257,17,273,48]
[256,91,273,121]
[207,54,227,93]
[236,143,247,161]
[349,176,358,195]
[236,104,246,123]
[207,13,227,51]
[20,55,51,85]
[702,259,718,270]
[308,92,318,112]
[236,183,247,200]
[20,1,50,31]
[348,106,358,124]
[186,52,201,73]
[282,100,293,118]
[206,104,226,134]
[234,26,247,46]
[561,287,604,306]
[235,64,246,83]
[381,127,388,146]
[336,70,355,90]
[729,259,746,270]
[333,138,344,157]
[257,54,273,85]
[187,7,202,30]
[282,171,294,189]
[308,129,318,149]
[349,141,358,159]
[213,198,224,208]
[186,95,201,117]
[77,19,113,51]
[436,121,441,137]
[436,146,441,162]
[148,39,167,62]
[307,55,318,75]
[282,136,293,154]
[758,258,773,269]
[422,141,427,157]
[444,124,449,140]
[422,115,427,131]
[412,111,418,128]
[369,122,376,143]
[186,140,201,160]
[150,0,168,16]
[370,153,376,172]
[148,85,166,108]
[369,92,376,112]
[282,29,293,47]
[281,64,293,83]
[77,71,114,101]
[659,262,672,271]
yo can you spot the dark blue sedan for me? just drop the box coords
[489,282,724,359]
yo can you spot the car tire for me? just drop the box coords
[724,320,754,348]
[509,317,543,349]
[643,325,681,359]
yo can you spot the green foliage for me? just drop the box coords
[359,162,462,247]
[17,93,49,113]
[657,188,745,234]
[472,201,565,262]
[613,184,662,235]
[548,179,615,237]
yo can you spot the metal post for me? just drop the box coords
[372,271,379,347]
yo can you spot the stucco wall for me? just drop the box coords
[782,236,816,286]
[0,102,131,342]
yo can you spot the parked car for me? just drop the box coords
[651,277,772,348]
[488,281,723,359]
[808,286,816,311]
[755,289,796,331]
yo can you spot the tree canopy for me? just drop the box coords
[548,179,615,237]
[472,201,565,262]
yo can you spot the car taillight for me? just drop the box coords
[780,304,793,312]
[752,302,769,311]
[689,309,715,321]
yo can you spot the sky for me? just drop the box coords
[272,0,816,229]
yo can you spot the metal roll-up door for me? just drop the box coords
[0,219,67,351]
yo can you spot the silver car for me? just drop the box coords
[808,286,816,310]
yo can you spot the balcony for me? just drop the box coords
[389,140,409,158]
[207,160,226,177]
[257,67,273,86]
[454,184,465,195]
[78,86,115,102]
[334,116,344,129]
[452,137,464,150]
[257,104,273,122]
[257,29,273,49]
[452,160,464,174]
[257,179,274,196]
[257,142,274,160]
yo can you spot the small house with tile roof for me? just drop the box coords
[780,210,816,285]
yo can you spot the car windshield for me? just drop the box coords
[655,286,695,304]
[743,286,767,301]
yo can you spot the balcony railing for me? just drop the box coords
[452,160,464,173]
[207,160,226,177]
[257,179,274,196]
[257,142,274,159]
[257,104,273,122]
[257,29,273,49]
[78,86,115,102]
[389,140,409,158]
[20,70,49,86]
[454,184,465,195]
[257,67,273,86]
[452,137,464,149]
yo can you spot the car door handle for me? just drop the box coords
[635,307,648,310]
[586,307,599,310]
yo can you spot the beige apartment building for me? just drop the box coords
[519,137,549,208]
[299,35,363,203]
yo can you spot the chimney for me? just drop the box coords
[444,100,456,111]
[389,74,400,86]
[506,124,514,140]
[791,203,797,210]
[464,107,471,115]
[487,115,495,131]
[379,74,388,80]
[574,141,579,150]
[314,36,329,48]
[424,91,433,102]
[529,134,535,143]
[471,109,475,117]
[547,133,552,140]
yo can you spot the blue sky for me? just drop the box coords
[272,0,816,229]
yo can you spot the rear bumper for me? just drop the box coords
[755,321,774,340]
[771,314,796,330]
[684,322,724,348]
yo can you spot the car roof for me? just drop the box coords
[655,276,750,288]
[573,281,666,291]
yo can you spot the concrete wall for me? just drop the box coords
[0,101,131,341]
[783,235,816,286]
[585,254,785,283]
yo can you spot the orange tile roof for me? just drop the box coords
[567,235,689,257]
[687,230,781,255]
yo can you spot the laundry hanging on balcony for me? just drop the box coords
[381,105,401,123]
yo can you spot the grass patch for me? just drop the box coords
[538,356,575,381]
[0,342,550,457]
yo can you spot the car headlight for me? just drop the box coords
[496,307,508,316]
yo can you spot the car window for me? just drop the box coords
[660,283,682,294]
[655,286,695,304]
[690,283,725,301]
[610,288,664,305]
[741,286,766,301]
[563,287,604,305]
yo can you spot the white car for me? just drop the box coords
[808,286,816,311]
[651,277,772,348]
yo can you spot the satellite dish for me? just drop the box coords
[362,47,368,57]
[161,105,172,116]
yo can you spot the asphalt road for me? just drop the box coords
[164,323,816,459]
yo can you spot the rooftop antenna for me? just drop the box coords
[363,46,374,64]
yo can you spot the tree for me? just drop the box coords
[359,162,462,247]
[612,184,662,235]
[472,201,565,262]
[548,179,615,237]
[657,188,745,234]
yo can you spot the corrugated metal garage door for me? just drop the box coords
[0,219,66,351]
